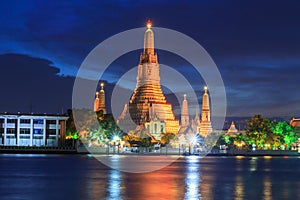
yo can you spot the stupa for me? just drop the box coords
[94,83,106,114]
[127,20,180,133]
[199,86,212,137]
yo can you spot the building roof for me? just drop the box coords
[290,118,300,127]
[0,112,68,119]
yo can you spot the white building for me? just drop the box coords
[0,113,68,147]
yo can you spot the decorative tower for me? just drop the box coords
[94,83,106,114]
[227,121,238,135]
[199,86,212,137]
[181,94,189,127]
[128,20,179,133]
[94,92,100,112]
[192,107,201,134]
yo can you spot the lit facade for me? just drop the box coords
[199,86,212,137]
[290,118,300,127]
[227,121,238,135]
[145,117,165,141]
[124,20,180,133]
[181,94,189,128]
[0,113,68,146]
[94,83,106,114]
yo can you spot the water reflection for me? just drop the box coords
[249,157,258,172]
[263,176,272,200]
[234,175,244,200]
[1,155,300,200]
[184,156,201,200]
[107,170,122,200]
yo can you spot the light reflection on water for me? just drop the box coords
[107,170,122,200]
[184,156,201,200]
[0,154,300,200]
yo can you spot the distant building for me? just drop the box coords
[0,113,68,146]
[178,94,199,135]
[94,83,106,114]
[199,86,212,137]
[145,117,165,141]
[227,121,238,135]
[181,94,189,128]
[290,118,300,127]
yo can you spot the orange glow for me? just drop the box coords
[146,19,152,29]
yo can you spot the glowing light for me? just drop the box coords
[100,83,104,87]
[264,156,272,159]
[204,86,208,91]
[146,19,152,29]
[113,135,120,142]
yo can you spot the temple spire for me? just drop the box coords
[181,94,189,127]
[143,19,154,55]
[199,86,212,137]
[94,82,106,114]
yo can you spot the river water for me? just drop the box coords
[0,154,299,200]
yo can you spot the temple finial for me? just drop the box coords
[146,19,152,29]
[204,86,208,93]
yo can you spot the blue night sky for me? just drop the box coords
[0,0,299,118]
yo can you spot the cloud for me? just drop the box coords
[0,53,74,114]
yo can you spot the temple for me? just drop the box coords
[94,83,106,114]
[199,86,212,137]
[227,121,238,135]
[181,94,189,128]
[127,20,180,134]
[95,20,214,138]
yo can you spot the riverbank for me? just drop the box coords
[0,146,298,156]
[0,146,77,154]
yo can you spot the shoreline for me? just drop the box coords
[0,147,298,157]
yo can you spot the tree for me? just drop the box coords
[161,133,175,145]
[272,121,297,149]
[88,126,107,145]
[245,115,275,148]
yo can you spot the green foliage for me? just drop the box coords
[245,115,275,148]
[65,130,79,139]
[161,133,175,145]
[140,137,152,147]
[272,121,297,148]
[88,126,107,144]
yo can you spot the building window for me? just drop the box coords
[161,125,164,133]
[34,129,43,134]
[154,123,157,133]
[20,128,30,134]
[20,119,30,124]
[7,119,16,123]
[47,129,56,135]
[47,120,56,124]
[20,135,30,139]
[7,128,15,134]
[33,119,44,124]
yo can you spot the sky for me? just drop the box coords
[0,0,299,118]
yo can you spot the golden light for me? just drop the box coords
[146,19,152,29]
[100,83,104,87]
[204,86,208,91]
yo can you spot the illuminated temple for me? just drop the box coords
[95,20,214,137]
[121,20,180,133]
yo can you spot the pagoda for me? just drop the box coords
[127,20,180,133]
[94,83,106,114]
[199,86,212,137]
